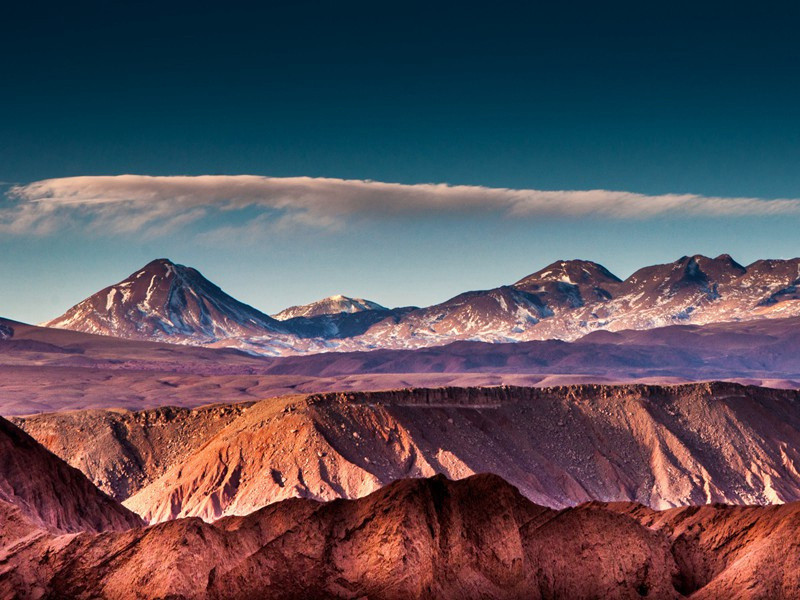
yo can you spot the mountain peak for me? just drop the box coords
[621,254,748,303]
[138,258,186,278]
[679,253,746,270]
[673,254,747,281]
[273,295,388,320]
[45,259,285,341]
[144,257,175,268]
[515,259,621,288]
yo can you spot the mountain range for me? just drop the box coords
[41,254,800,356]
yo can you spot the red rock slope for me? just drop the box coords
[3,474,800,599]
[16,383,800,523]
[0,416,142,534]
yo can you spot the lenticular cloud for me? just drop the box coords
[4,174,800,236]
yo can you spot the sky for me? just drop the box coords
[2,1,800,323]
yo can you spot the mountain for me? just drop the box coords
[44,258,289,344]
[743,257,800,308]
[272,294,409,341]
[273,294,387,320]
[0,414,142,533]
[3,473,800,599]
[345,254,800,349]
[344,260,620,349]
[41,255,800,355]
[14,383,800,524]
[277,304,417,341]
[39,259,396,354]
[557,254,752,332]
[513,258,622,304]
[527,254,800,337]
[355,286,552,346]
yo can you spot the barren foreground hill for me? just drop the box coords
[3,474,800,599]
[0,417,141,534]
[15,382,800,523]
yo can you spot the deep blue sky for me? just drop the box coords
[2,1,800,322]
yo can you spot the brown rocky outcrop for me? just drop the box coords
[2,474,800,599]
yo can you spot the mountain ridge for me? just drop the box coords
[14,382,800,525]
[3,472,800,599]
[41,254,800,355]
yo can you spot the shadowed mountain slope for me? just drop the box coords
[0,415,142,534]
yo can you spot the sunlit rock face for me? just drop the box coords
[4,472,800,599]
[13,383,800,524]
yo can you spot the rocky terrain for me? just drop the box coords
[2,473,800,599]
[12,403,251,501]
[40,254,800,355]
[13,383,800,525]
[0,415,141,534]
[3,331,800,598]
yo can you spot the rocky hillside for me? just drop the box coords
[12,404,251,501]
[15,383,800,524]
[0,415,141,533]
[2,474,799,599]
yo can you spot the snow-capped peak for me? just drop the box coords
[273,295,388,320]
[515,259,622,288]
[44,258,287,341]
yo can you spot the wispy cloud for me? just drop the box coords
[4,174,800,237]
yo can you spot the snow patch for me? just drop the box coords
[106,289,118,311]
